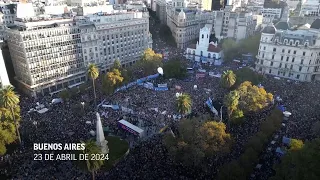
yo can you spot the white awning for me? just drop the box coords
[37,108,49,114]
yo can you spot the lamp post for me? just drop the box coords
[81,102,85,112]
[220,105,224,122]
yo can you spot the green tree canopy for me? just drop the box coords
[112,59,121,70]
[58,89,70,102]
[176,93,192,115]
[102,69,124,95]
[218,160,246,180]
[221,70,236,89]
[0,86,21,145]
[87,64,99,107]
[271,138,320,180]
[135,48,163,76]
[163,59,187,79]
[235,67,264,86]
[81,140,104,180]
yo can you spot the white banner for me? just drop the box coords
[158,83,167,88]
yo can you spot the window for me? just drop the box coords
[290,65,293,69]
[299,66,302,71]
[279,63,282,68]
[282,49,285,53]
[301,59,304,64]
[303,52,306,56]
[293,50,296,54]
[260,60,264,64]
[296,74,300,79]
[295,42,298,46]
[273,48,276,52]
[292,58,295,62]
[262,53,265,58]
[288,50,291,54]
[286,57,289,61]
[264,46,266,50]
[271,62,273,66]
[269,69,272,73]
[272,55,274,59]
[281,56,283,61]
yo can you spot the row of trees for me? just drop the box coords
[221,68,264,89]
[217,109,283,179]
[221,34,261,62]
[271,138,320,180]
[0,86,21,155]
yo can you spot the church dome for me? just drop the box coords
[178,9,186,19]
[275,21,291,30]
[310,19,320,29]
[262,25,276,34]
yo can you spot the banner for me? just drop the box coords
[154,87,168,91]
[158,83,167,88]
[205,98,218,115]
[143,83,154,89]
[147,73,159,80]
[126,82,137,88]
[196,73,206,78]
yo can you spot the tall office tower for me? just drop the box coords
[6,4,85,97]
[78,11,152,72]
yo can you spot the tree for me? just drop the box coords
[237,81,273,113]
[0,86,21,144]
[164,118,232,166]
[271,139,320,180]
[106,69,124,86]
[221,38,239,62]
[312,121,320,137]
[112,59,121,70]
[221,70,236,89]
[198,121,232,156]
[58,89,70,102]
[176,93,192,115]
[102,69,124,95]
[82,140,104,180]
[224,90,240,120]
[246,136,264,152]
[87,64,99,108]
[0,107,17,155]
[289,139,304,151]
[163,59,187,79]
[235,67,264,86]
[238,34,261,57]
[135,48,163,76]
[218,160,246,180]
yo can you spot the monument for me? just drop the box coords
[96,112,109,154]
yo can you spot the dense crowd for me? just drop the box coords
[0,17,319,180]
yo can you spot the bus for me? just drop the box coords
[118,120,144,137]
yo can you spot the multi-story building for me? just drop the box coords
[260,7,282,19]
[6,16,85,97]
[78,11,152,72]
[211,0,226,10]
[6,3,152,96]
[166,0,213,49]
[0,3,17,26]
[255,19,320,82]
[156,0,168,24]
[213,5,255,41]
[300,0,320,16]
[0,41,10,88]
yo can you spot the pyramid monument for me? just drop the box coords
[96,112,109,154]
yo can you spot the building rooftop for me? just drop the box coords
[207,44,221,53]
[275,21,291,30]
[310,19,320,29]
[262,24,276,34]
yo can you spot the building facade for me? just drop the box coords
[300,0,320,16]
[6,4,152,96]
[260,8,282,19]
[166,0,213,49]
[213,5,255,41]
[79,11,151,72]
[185,25,223,65]
[156,0,168,24]
[255,20,320,82]
[0,41,10,88]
